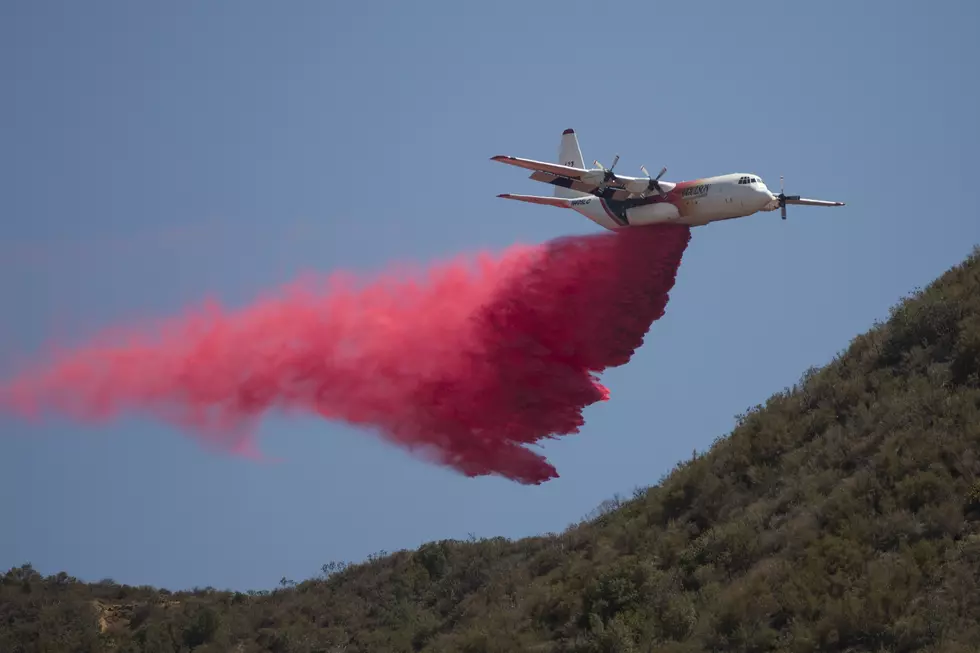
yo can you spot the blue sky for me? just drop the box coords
[2,0,978,591]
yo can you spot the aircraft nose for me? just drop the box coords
[757,184,776,209]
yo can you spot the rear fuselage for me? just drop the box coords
[570,173,776,231]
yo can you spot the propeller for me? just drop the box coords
[594,157,670,199]
[639,165,668,198]
[593,155,621,190]
[776,175,801,220]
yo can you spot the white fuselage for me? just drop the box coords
[569,173,778,231]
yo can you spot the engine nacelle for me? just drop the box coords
[579,170,608,186]
[622,178,654,195]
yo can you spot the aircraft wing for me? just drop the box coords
[491,155,589,180]
[496,193,572,208]
[785,197,846,207]
[528,171,632,201]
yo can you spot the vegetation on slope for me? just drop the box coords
[5,246,980,653]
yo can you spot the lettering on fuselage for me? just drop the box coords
[570,198,592,206]
[681,184,709,198]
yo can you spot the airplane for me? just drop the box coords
[491,129,844,231]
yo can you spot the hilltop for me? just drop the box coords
[4,246,980,653]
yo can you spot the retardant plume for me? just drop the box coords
[1,224,692,484]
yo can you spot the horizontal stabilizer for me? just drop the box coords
[497,194,572,209]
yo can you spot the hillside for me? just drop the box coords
[4,245,980,653]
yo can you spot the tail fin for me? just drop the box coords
[555,129,590,199]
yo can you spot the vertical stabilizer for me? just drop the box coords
[555,129,590,199]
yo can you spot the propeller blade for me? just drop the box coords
[640,165,669,198]
[609,154,619,171]
[779,175,788,219]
